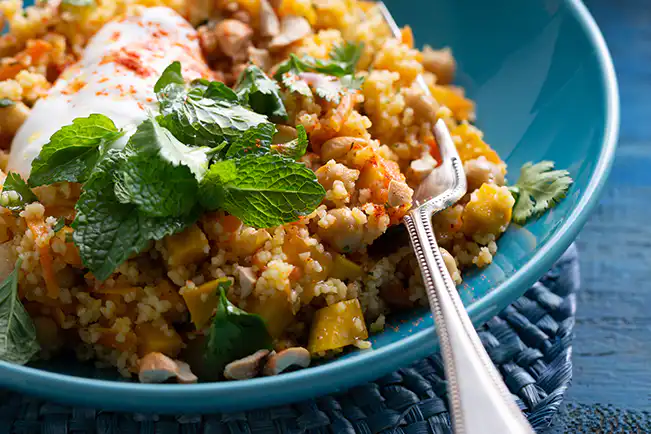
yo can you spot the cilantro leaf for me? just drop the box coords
[0,99,15,108]
[72,150,197,281]
[28,114,123,187]
[1,172,38,212]
[224,122,276,159]
[115,118,208,217]
[0,259,41,365]
[235,65,287,119]
[330,41,364,74]
[509,161,573,224]
[200,154,325,228]
[271,125,309,159]
[53,218,65,233]
[156,63,267,147]
[204,283,272,380]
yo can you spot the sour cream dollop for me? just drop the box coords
[8,6,214,176]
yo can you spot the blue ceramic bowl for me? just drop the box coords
[0,0,618,413]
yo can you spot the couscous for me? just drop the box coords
[0,0,571,382]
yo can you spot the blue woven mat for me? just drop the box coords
[0,245,578,433]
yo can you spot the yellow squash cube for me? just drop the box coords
[307,298,368,355]
[248,292,295,339]
[181,278,230,330]
[331,254,364,281]
[462,184,515,237]
[135,322,183,358]
[164,224,209,267]
[452,123,503,165]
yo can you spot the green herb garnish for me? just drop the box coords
[1,172,38,212]
[0,259,40,365]
[28,114,123,187]
[204,281,272,379]
[509,161,573,224]
[0,99,15,108]
[200,153,325,228]
[271,125,309,159]
[155,62,268,147]
[52,218,66,233]
[235,64,288,120]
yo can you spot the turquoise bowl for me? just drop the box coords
[0,0,618,412]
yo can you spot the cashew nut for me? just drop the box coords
[223,349,270,380]
[235,265,257,299]
[387,180,413,208]
[269,16,312,50]
[422,46,456,85]
[259,0,280,37]
[321,137,367,162]
[139,352,198,384]
[262,347,311,376]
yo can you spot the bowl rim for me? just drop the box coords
[0,0,620,413]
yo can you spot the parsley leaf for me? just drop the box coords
[28,114,123,187]
[156,62,267,147]
[204,282,272,380]
[0,99,15,108]
[271,125,309,159]
[115,118,208,217]
[224,122,276,159]
[72,150,197,281]
[235,65,287,120]
[1,172,38,212]
[509,161,573,224]
[199,154,325,228]
[0,259,40,365]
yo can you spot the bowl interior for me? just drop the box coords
[1,0,617,412]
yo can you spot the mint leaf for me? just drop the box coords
[0,259,40,365]
[0,99,15,108]
[200,154,325,228]
[156,64,267,147]
[271,125,308,159]
[235,65,287,119]
[204,283,272,380]
[73,150,197,280]
[28,114,122,187]
[1,173,38,212]
[154,61,185,94]
[224,122,276,159]
[115,118,208,217]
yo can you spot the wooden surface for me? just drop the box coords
[551,0,651,431]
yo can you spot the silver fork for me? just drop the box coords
[377,3,535,433]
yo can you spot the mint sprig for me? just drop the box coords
[235,65,287,120]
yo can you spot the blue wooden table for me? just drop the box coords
[550,0,651,431]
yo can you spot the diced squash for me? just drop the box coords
[248,292,295,339]
[156,279,186,323]
[278,0,316,25]
[451,123,503,165]
[135,322,183,358]
[96,328,138,353]
[430,85,475,121]
[331,254,364,281]
[164,224,209,267]
[461,184,515,237]
[180,278,229,330]
[307,298,368,355]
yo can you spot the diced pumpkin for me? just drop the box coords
[307,298,368,355]
[400,25,414,48]
[164,224,209,267]
[451,123,503,166]
[135,322,183,358]
[430,85,475,121]
[461,184,515,237]
[156,279,186,323]
[248,292,295,339]
[278,0,316,25]
[331,254,364,281]
[96,328,138,353]
[181,278,229,330]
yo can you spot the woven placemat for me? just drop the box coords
[0,245,578,434]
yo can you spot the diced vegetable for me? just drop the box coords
[330,254,363,281]
[181,278,230,329]
[430,85,475,121]
[96,328,138,353]
[451,123,503,165]
[248,291,294,339]
[164,224,210,267]
[25,215,59,298]
[135,322,183,358]
[461,184,515,237]
[307,298,368,355]
[156,279,186,323]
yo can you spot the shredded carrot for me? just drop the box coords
[0,39,53,81]
[425,134,442,165]
[26,216,59,299]
[401,25,414,48]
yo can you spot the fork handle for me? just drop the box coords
[404,206,534,434]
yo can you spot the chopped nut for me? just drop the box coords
[409,153,437,182]
[263,347,311,376]
[215,19,254,60]
[269,16,312,50]
[248,46,271,70]
[463,157,505,192]
[224,349,270,380]
[139,352,198,384]
[387,180,413,207]
[422,46,456,85]
[272,125,298,144]
[235,266,257,298]
[321,137,367,162]
[259,0,280,37]
[404,87,439,121]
